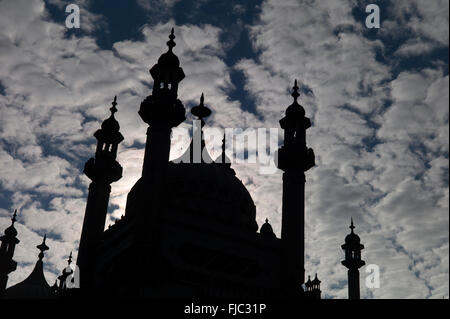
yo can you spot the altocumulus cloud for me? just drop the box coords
[0,0,448,299]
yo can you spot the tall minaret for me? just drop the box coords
[276,80,315,295]
[0,210,19,295]
[77,96,124,289]
[341,218,365,299]
[135,28,186,239]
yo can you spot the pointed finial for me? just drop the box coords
[191,93,212,120]
[11,209,17,224]
[221,134,226,153]
[291,79,300,102]
[350,217,355,232]
[67,251,72,265]
[167,27,176,51]
[110,96,118,115]
[265,218,269,223]
[37,234,49,260]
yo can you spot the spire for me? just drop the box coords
[36,235,49,261]
[67,251,72,265]
[167,27,176,51]
[350,217,355,233]
[180,93,213,164]
[110,96,118,115]
[11,209,17,224]
[291,79,300,103]
[191,93,212,125]
[4,209,19,237]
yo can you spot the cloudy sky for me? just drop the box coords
[0,0,448,299]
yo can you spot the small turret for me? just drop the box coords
[260,218,276,239]
[341,218,365,299]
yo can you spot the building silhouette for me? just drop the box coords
[0,29,367,299]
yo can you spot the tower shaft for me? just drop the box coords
[77,181,111,288]
[348,268,360,299]
[281,169,305,286]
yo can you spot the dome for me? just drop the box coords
[158,50,180,68]
[4,224,17,237]
[260,219,276,238]
[101,114,120,133]
[285,101,305,118]
[345,232,361,246]
[125,162,258,232]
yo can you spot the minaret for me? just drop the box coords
[135,28,186,239]
[77,96,124,289]
[341,218,365,299]
[0,210,20,295]
[276,79,315,295]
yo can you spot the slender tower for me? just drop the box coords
[276,80,315,295]
[341,218,365,299]
[0,210,19,295]
[135,28,186,240]
[77,96,124,289]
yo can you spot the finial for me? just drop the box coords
[291,79,300,102]
[265,218,269,223]
[191,93,212,120]
[221,134,226,153]
[67,251,72,265]
[11,209,17,224]
[167,27,176,51]
[110,96,118,115]
[37,234,49,260]
[350,217,355,232]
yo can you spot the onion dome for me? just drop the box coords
[285,79,306,119]
[4,209,18,237]
[312,273,321,286]
[125,162,258,232]
[344,218,362,247]
[157,28,180,68]
[100,96,121,134]
[260,218,276,239]
[305,275,312,291]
